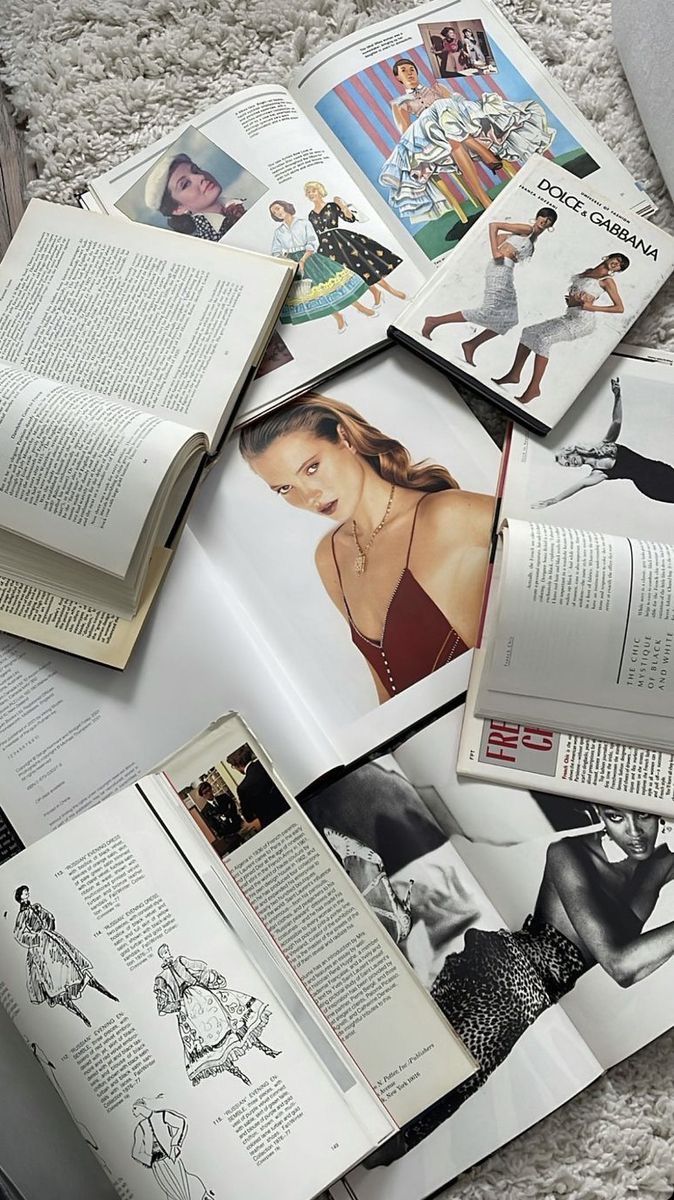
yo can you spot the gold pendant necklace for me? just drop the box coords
[352,483,396,574]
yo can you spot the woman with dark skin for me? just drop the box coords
[365,802,674,1159]
[494,253,629,403]
[421,207,557,359]
[533,376,674,508]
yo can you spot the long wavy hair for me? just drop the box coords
[239,393,459,492]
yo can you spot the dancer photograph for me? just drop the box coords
[238,392,494,704]
[533,376,674,509]
[421,206,557,357]
[13,885,118,1027]
[153,943,280,1086]
[494,253,630,403]
[269,200,376,331]
[304,181,407,306]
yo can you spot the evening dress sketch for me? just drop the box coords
[131,1098,213,1200]
[13,886,118,1027]
[153,944,280,1086]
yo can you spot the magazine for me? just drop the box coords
[388,158,674,433]
[0,712,474,1200]
[458,344,674,812]
[0,200,295,667]
[81,0,655,424]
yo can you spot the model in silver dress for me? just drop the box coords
[421,207,557,364]
[494,252,630,403]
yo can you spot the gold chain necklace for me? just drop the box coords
[352,483,396,575]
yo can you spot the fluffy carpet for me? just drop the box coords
[2,2,674,1197]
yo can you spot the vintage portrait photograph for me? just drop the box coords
[419,18,497,79]
[114,125,268,240]
[208,353,498,734]
[165,718,290,863]
[315,31,595,261]
[513,356,674,539]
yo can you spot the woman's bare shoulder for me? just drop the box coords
[420,488,495,538]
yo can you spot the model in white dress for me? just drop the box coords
[494,253,629,403]
[421,209,557,364]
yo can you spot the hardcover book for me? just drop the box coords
[388,158,674,434]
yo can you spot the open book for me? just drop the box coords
[458,344,674,811]
[389,158,674,434]
[4,704,674,1200]
[0,200,295,667]
[0,712,473,1200]
[81,0,654,425]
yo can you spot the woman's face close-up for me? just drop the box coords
[533,214,554,234]
[598,806,659,860]
[305,184,323,202]
[556,449,584,468]
[250,429,365,522]
[270,202,290,222]
[168,161,222,214]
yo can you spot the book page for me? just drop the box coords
[293,0,653,276]
[297,708,601,1200]
[87,84,422,421]
[155,714,474,1128]
[480,518,674,747]
[188,349,500,768]
[0,363,200,577]
[0,199,292,448]
[0,788,389,1200]
[0,528,338,862]
[458,349,674,812]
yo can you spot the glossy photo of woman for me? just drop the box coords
[239,392,494,704]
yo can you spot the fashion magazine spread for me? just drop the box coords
[0,200,295,667]
[0,713,474,1200]
[82,0,655,424]
[458,345,674,813]
[388,158,674,434]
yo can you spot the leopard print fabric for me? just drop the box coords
[403,917,587,1149]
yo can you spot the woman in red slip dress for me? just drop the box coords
[239,393,494,704]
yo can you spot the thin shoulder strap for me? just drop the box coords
[405,492,430,569]
[331,529,355,624]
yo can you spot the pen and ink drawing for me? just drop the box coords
[131,1097,214,1200]
[153,944,280,1086]
[13,885,118,1027]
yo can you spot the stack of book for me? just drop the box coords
[2,4,674,1200]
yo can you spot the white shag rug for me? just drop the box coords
[2,2,674,1197]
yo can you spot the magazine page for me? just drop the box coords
[458,349,674,813]
[293,0,652,278]
[296,706,601,1200]
[390,156,674,434]
[86,84,422,422]
[0,787,393,1200]
[0,200,292,449]
[477,516,674,749]
[153,714,476,1127]
[0,526,339,862]
[469,792,674,1079]
[186,349,500,768]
